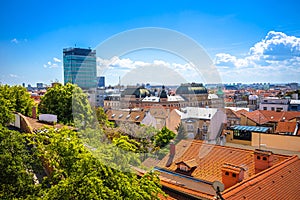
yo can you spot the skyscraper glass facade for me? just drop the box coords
[63,48,97,89]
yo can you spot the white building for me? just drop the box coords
[178,107,227,143]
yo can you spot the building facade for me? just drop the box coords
[63,47,97,89]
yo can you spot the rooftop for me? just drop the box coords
[157,140,288,183]
[179,107,218,120]
[222,155,300,200]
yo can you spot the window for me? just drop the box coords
[187,124,194,131]
[263,107,267,110]
[179,164,189,172]
[271,107,275,111]
[225,171,229,176]
[257,155,261,160]
[232,173,236,178]
[263,157,267,161]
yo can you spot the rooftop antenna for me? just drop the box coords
[212,181,225,200]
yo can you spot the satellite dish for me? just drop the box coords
[212,181,225,192]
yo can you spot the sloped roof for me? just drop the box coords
[157,140,288,183]
[275,121,299,135]
[222,155,300,200]
[259,110,300,122]
[176,159,198,168]
[180,107,218,120]
[235,109,249,118]
[106,109,145,123]
[240,110,269,124]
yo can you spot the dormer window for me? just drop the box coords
[111,114,116,118]
[175,159,198,174]
[126,114,130,119]
[119,114,123,118]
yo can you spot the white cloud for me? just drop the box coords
[44,57,61,69]
[11,38,19,44]
[9,74,19,78]
[214,31,300,82]
[97,57,203,85]
[53,57,61,63]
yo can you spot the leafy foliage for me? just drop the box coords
[0,127,40,199]
[152,126,176,149]
[38,83,95,127]
[174,122,187,144]
[95,106,114,128]
[0,84,34,125]
[27,127,164,199]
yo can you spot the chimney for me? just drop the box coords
[166,141,175,167]
[32,106,37,119]
[170,140,175,156]
[221,163,245,189]
[254,149,274,173]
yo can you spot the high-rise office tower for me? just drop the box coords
[63,47,97,89]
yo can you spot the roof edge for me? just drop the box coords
[222,155,299,198]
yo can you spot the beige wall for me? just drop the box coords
[252,132,300,152]
[166,109,181,133]
[240,115,257,126]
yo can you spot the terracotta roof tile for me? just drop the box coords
[241,110,269,124]
[235,109,248,118]
[157,140,288,183]
[275,121,299,134]
[106,109,145,123]
[259,110,300,122]
[222,155,300,200]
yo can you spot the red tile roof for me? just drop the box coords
[259,110,300,122]
[157,140,288,183]
[241,110,300,125]
[106,109,145,123]
[222,155,300,200]
[241,110,269,124]
[235,109,248,118]
[275,121,299,134]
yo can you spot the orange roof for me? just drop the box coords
[157,140,288,183]
[275,121,300,135]
[235,109,248,118]
[241,110,269,124]
[222,155,300,200]
[106,109,145,123]
[259,110,300,122]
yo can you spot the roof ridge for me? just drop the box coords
[222,155,299,198]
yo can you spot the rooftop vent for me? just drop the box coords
[254,149,274,173]
[221,163,245,189]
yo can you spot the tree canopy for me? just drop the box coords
[38,83,95,127]
[0,84,34,125]
[0,126,165,199]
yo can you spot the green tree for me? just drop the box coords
[152,126,176,149]
[95,106,113,128]
[0,126,39,199]
[26,127,165,199]
[0,85,34,125]
[0,97,14,126]
[38,83,95,127]
[174,122,187,144]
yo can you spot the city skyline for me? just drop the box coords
[1,1,300,86]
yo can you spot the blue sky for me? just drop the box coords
[1,0,300,86]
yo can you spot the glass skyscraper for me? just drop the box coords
[63,48,97,89]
